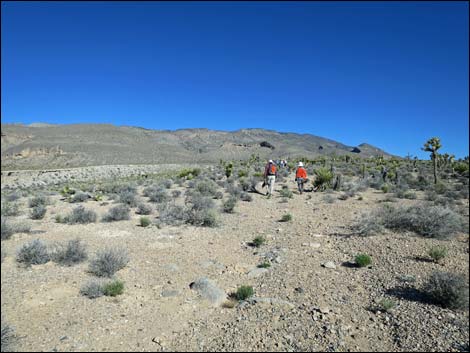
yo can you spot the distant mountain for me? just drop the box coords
[1,123,396,169]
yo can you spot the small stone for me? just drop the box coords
[322,261,336,269]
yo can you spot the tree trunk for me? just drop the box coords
[433,152,438,184]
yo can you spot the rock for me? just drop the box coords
[302,242,321,248]
[247,268,268,278]
[161,289,180,298]
[189,278,227,306]
[322,261,336,269]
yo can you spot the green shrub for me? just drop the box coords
[257,262,271,268]
[428,246,448,263]
[424,271,469,310]
[381,184,390,193]
[235,285,254,301]
[280,213,292,222]
[140,217,151,227]
[355,254,372,267]
[103,280,124,297]
[378,298,396,312]
[252,236,265,247]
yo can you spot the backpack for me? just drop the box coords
[268,163,277,175]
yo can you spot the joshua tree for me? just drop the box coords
[422,137,442,184]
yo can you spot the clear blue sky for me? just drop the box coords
[1,1,468,159]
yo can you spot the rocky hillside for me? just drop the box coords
[1,124,394,170]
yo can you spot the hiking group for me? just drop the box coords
[263,159,309,197]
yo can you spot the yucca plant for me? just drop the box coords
[313,168,334,191]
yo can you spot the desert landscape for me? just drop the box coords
[1,126,469,352]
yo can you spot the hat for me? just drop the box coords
[269,160,273,163]
[298,162,304,167]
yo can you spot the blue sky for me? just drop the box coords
[1,1,468,158]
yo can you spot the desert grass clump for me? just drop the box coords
[252,236,266,247]
[140,217,151,227]
[235,285,254,301]
[30,205,46,220]
[428,246,448,263]
[89,247,129,277]
[16,239,50,266]
[63,206,97,224]
[355,254,372,267]
[240,192,253,202]
[102,204,130,222]
[223,196,237,213]
[424,271,469,310]
[136,202,152,215]
[28,194,48,208]
[103,280,124,296]
[51,239,88,266]
[280,213,292,222]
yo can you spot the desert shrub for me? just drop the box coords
[158,204,188,226]
[16,239,50,266]
[51,239,88,266]
[147,188,169,204]
[454,162,469,175]
[252,236,265,247]
[80,278,106,299]
[103,280,124,296]
[213,191,224,199]
[428,246,448,263]
[354,211,385,236]
[395,189,417,199]
[1,201,20,217]
[279,188,293,198]
[355,254,372,267]
[424,272,469,310]
[235,285,254,301]
[188,208,218,227]
[140,217,151,227]
[171,190,182,198]
[378,298,396,312]
[225,183,242,198]
[356,204,464,239]
[257,261,271,268]
[381,184,390,193]
[102,204,130,222]
[30,205,46,220]
[1,218,31,240]
[136,202,152,215]
[28,194,48,208]
[161,179,173,189]
[118,191,138,207]
[70,191,89,203]
[240,192,252,202]
[1,320,16,352]
[63,206,97,224]
[178,168,201,179]
[89,247,129,277]
[5,191,21,201]
[223,196,237,213]
[280,213,292,222]
[314,168,334,190]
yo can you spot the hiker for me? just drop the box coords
[263,159,278,198]
[295,162,308,194]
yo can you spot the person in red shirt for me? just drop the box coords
[295,162,308,194]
